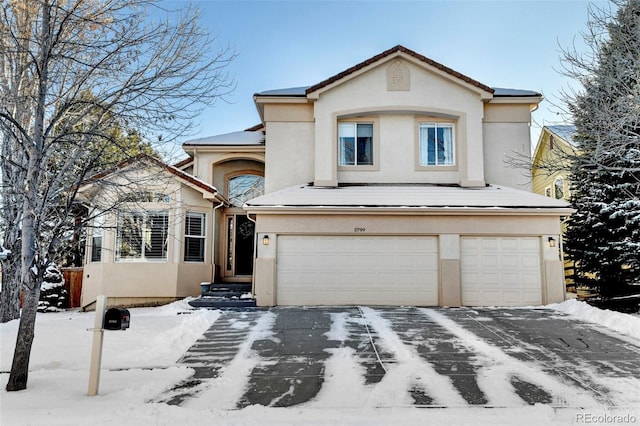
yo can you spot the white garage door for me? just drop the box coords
[461,237,542,306]
[276,236,438,306]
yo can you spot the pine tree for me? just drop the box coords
[563,0,640,298]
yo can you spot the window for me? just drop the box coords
[228,174,264,207]
[184,212,206,262]
[545,187,552,198]
[339,122,373,166]
[549,135,555,150]
[90,216,104,262]
[116,211,168,261]
[554,177,564,200]
[419,123,454,166]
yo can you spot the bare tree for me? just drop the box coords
[0,0,235,391]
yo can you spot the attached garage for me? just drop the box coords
[276,235,439,306]
[461,237,542,306]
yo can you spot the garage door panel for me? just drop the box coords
[277,236,438,306]
[462,237,542,307]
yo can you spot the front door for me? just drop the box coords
[224,213,255,279]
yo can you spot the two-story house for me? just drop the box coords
[80,45,571,309]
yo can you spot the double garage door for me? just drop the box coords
[276,235,542,307]
[276,236,439,306]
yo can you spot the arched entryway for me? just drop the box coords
[222,173,264,281]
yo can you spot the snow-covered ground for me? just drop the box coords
[1,299,638,426]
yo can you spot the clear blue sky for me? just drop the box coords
[171,0,607,147]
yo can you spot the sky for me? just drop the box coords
[166,0,608,148]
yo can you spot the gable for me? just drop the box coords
[306,45,494,100]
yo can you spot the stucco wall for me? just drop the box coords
[311,58,486,187]
[483,122,533,190]
[264,121,315,193]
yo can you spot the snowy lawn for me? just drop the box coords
[1,299,639,426]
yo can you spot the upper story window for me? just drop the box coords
[338,122,373,166]
[419,123,455,166]
[228,174,264,207]
[116,210,168,261]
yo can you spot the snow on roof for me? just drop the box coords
[245,184,572,210]
[255,86,541,99]
[492,88,542,97]
[547,125,577,146]
[183,131,265,146]
[255,86,309,97]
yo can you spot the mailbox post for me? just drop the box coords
[88,296,131,396]
[88,295,107,396]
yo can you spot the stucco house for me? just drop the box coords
[81,45,572,308]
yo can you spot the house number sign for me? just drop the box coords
[354,227,366,232]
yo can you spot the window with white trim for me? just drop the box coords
[90,215,104,262]
[184,212,206,262]
[338,122,374,166]
[116,211,168,261]
[554,177,565,200]
[419,122,455,166]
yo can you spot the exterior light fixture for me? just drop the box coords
[548,237,556,248]
[262,235,270,246]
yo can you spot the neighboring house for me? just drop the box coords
[532,125,576,201]
[81,45,572,308]
[532,124,577,292]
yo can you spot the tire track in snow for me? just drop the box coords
[421,308,602,408]
[359,307,468,407]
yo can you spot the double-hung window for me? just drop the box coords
[90,215,104,262]
[339,122,374,166]
[116,211,168,261]
[184,212,206,262]
[419,123,455,166]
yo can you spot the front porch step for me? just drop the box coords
[189,282,256,309]
[188,297,257,309]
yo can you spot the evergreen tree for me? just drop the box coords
[563,0,640,297]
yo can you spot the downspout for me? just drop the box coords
[211,198,225,282]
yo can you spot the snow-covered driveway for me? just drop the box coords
[155,306,640,410]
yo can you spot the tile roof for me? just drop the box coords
[245,184,572,211]
[304,45,495,95]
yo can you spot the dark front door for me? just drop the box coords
[225,214,255,278]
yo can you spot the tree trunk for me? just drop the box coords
[5,278,39,391]
[0,262,21,323]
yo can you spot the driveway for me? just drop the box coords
[152,307,640,409]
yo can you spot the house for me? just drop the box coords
[532,125,576,201]
[532,124,577,292]
[81,45,572,308]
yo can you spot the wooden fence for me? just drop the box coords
[62,267,83,308]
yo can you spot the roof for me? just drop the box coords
[305,45,494,95]
[183,131,265,146]
[81,154,225,202]
[547,124,576,147]
[254,46,541,100]
[245,184,572,212]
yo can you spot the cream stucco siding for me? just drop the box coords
[483,122,532,190]
[310,58,486,187]
[264,121,314,192]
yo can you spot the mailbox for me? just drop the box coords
[104,308,130,330]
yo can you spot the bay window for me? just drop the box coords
[116,211,168,261]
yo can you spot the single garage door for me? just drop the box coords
[461,237,542,306]
[276,236,438,306]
